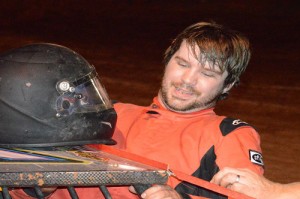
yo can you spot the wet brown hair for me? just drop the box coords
[163,21,251,87]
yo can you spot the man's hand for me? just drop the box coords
[210,167,280,199]
[137,185,182,199]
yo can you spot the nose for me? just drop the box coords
[181,68,198,86]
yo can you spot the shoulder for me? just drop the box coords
[113,102,146,120]
[219,118,256,136]
[113,102,143,112]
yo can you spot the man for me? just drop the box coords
[211,167,300,199]
[105,21,264,198]
[9,22,264,198]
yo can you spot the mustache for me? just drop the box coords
[172,82,201,95]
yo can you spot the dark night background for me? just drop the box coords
[0,0,299,184]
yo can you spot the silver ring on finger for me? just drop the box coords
[235,174,240,183]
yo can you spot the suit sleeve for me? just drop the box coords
[215,123,264,175]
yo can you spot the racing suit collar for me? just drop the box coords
[148,97,216,118]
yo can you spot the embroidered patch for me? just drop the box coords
[249,150,264,166]
[232,119,248,126]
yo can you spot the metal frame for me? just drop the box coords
[0,146,168,198]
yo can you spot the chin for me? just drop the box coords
[167,101,193,112]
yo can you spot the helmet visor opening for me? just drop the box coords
[56,73,112,117]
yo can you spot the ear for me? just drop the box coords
[222,81,235,94]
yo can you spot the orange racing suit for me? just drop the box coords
[10,97,264,199]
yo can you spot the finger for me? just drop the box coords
[141,185,161,198]
[144,185,169,194]
[211,169,228,184]
[226,180,247,193]
[128,185,137,194]
[211,172,231,186]
[142,185,179,199]
[211,167,245,184]
[220,173,243,188]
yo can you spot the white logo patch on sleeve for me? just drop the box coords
[249,150,264,166]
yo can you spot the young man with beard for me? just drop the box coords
[10,22,264,199]
[107,21,264,199]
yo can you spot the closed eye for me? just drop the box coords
[178,61,188,67]
[201,71,215,77]
[174,56,189,67]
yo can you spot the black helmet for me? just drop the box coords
[0,43,117,147]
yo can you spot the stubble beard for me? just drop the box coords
[159,80,222,113]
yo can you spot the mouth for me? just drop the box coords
[173,86,194,100]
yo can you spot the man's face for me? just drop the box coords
[158,41,231,113]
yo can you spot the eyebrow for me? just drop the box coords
[203,66,223,75]
[174,56,188,63]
